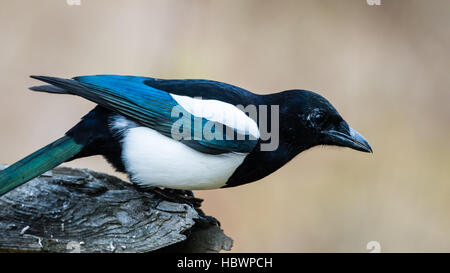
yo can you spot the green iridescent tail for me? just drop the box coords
[0,136,83,196]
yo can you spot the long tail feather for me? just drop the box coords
[29,84,68,94]
[0,136,84,196]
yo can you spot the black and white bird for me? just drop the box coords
[0,75,372,196]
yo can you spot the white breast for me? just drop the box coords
[121,126,248,190]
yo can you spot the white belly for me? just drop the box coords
[121,126,247,190]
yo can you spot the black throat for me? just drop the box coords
[224,92,312,187]
[224,141,309,188]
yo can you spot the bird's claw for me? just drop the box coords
[149,187,204,208]
[195,214,221,227]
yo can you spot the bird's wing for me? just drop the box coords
[142,78,258,106]
[30,75,260,155]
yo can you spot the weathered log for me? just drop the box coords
[0,165,232,253]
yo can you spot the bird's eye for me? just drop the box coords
[308,110,327,127]
[312,113,323,122]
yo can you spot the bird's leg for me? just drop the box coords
[131,180,201,206]
[151,188,220,226]
[162,190,220,226]
[150,188,204,209]
[133,184,220,226]
[194,207,221,227]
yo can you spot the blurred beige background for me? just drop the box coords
[1,0,449,252]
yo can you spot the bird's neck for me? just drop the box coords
[224,141,308,188]
[223,92,314,187]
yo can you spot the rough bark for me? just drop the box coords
[0,165,232,253]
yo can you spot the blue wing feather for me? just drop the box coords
[31,75,258,154]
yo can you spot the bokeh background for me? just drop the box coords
[1,0,449,252]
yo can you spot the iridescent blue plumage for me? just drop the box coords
[31,75,259,154]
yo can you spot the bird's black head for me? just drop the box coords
[275,89,372,154]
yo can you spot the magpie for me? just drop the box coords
[0,75,372,196]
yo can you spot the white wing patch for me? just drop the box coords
[171,94,260,139]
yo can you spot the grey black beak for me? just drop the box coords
[324,126,373,153]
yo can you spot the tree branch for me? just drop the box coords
[0,165,232,253]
